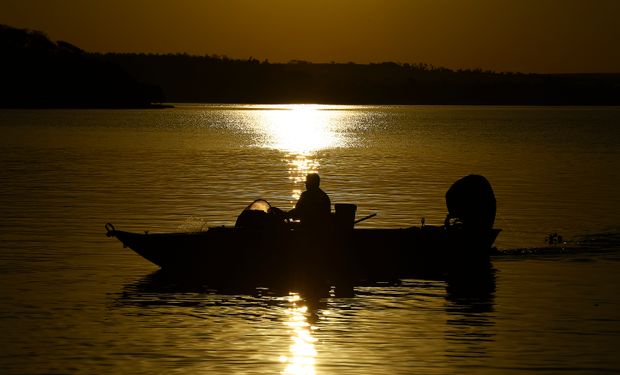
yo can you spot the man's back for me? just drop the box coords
[293,188,331,227]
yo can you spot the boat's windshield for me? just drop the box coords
[245,199,271,213]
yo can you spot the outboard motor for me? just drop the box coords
[445,175,496,232]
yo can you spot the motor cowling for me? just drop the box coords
[235,199,288,230]
[445,175,496,231]
[235,199,272,229]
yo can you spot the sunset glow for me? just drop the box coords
[280,293,317,375]
[2,1,620,373]
[258,105,345,154]
[253,104,348,200]
[3,0,619,73]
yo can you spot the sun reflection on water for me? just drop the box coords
[258,104,346,154]
[287,155,320,200]
[280,293,317,375]
[256,104,349,201]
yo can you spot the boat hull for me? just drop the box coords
[108,225,500,286]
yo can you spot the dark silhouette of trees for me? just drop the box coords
[0,24,164,108]
[103,53,620,105]
[2,23,619,107]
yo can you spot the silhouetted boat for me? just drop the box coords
[106,204,499,286]
[107,220,499,280]
[106,175,500,287]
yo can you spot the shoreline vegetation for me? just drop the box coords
[2,24,620,109]
[1,25,165,109]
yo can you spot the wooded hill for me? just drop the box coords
[2,24,619,107]
[0,24,163,108]
[102,53,620,105]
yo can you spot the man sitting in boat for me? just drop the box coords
[287,173,331,229]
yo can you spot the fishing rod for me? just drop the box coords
[354,213,377,225]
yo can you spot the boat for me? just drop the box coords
[106,175,501,289]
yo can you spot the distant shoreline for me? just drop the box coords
[5,102,620,110]
[1,24,165,109]
[0,103,174,110]
[3,24,620,108]
[103,54,620,107]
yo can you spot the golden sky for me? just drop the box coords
[2,0,619,73]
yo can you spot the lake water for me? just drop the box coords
[1,105,619,374]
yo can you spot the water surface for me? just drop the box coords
[1,105,619,374]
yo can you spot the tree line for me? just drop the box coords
[103,53,620,105]
[2,24,619,107]
[1,24,163,108]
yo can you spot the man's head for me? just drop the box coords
[305,173,321,190]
